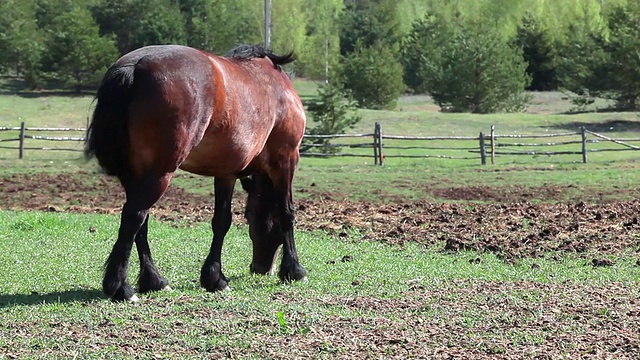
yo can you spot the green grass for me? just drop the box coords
[1,211,638,358]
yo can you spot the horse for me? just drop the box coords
[84,44,308,302]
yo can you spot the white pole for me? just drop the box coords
[264,0,271,49]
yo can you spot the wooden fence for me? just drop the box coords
[2,121,639,164]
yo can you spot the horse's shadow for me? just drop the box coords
[0,288,104,308]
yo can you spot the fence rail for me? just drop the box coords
[1,121,639,164]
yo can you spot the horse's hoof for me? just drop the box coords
[279,263,308,283]
[127,294,140,303]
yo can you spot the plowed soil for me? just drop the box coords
[1,171,638,260]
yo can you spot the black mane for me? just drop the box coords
[225,44,295,69]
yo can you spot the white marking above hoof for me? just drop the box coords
[300,276,309,283]
[162,285,172,291]
[127,294,140,303]
[222,285,232,292]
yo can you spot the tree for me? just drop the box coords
[131,0,186,49]
[401,13,450,94]
[513,14,558,91]
[339,0,401,56]
[303,82,361,154]
[602,2,640,109]
[177,0,261,54]
[92,0,186,55]
[296,0,342,80]
[407,17,531,113]
[45,4,118,91]
[556,2,640,111]
[0,0,45,87]
[340,43,405,110]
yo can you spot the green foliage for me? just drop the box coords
[92,0,186,54]
[513,15,558,91]
[401,13,449,94]
[0,0,45,87]
[179,0,262,54]
[303,82,361,154]
[0,0,636,98]
[295,0,342,80]
[602,2,640,110]
[407,17,531,113]
[43,4,118,92]
[339,44,405,110]
[132,0,187,49]
[339,0,401,56]
[557,1,640,111]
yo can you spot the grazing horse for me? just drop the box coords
[84,44,308,302]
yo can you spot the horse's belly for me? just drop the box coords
[179,136,257,177]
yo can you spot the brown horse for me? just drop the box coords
[85,44,307,302]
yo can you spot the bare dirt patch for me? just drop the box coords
[1,171,638,260]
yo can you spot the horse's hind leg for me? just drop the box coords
[103,173,171,301]
[136,213,170,293]
[200,177,236,291]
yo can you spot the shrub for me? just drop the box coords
[302,82,361,154]
[339,44,405,110]
[404,17,531,113]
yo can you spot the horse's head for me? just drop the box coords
[242,175,282,275]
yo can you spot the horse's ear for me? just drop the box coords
[240,176,254,192]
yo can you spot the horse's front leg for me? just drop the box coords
[276,189,307,283]
[200,176,236,291]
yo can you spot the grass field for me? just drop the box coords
[1,211,638,358]
[0,77,639,358]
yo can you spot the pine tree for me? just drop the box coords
[513,14,558,91]
[303,82,361,154]
[407,17,531,113]
[340,43,405,110]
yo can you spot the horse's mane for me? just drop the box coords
[225,44,295,70]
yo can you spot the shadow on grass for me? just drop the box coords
[0,288,104,308]
[545,119,640,133]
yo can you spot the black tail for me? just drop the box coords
[84,64,135,178]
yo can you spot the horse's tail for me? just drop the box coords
[84,64,135,178]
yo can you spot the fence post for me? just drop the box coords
[19,121,25,159]
[581,126,588,163]
[373,123,379,165]
[490,125,496,165]
[479,132,486,165]
[375,122,383,165]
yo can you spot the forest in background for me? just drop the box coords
[1,0,639,113]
